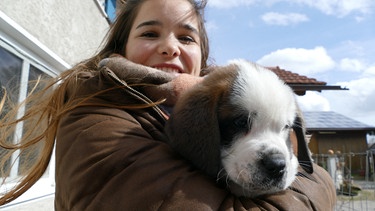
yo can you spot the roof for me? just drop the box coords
[268,66,326,85]
[267,66,347,95]
[303,111,375,132]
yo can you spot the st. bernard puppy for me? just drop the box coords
[165,60,313,197]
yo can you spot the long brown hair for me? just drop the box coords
[0,0,209,205]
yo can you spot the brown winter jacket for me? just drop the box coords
[55,57,336,210]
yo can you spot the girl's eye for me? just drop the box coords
[140,32,158,38]
[179,36,195,44]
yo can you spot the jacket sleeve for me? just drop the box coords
[55,105,227,210]
[55,104,336,211]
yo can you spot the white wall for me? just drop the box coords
[0,1,110,206]
[0,0,109,66]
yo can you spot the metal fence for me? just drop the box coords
[313,151,375,210]
[313,151,375,183]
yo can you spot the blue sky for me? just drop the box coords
[204,0,375,126]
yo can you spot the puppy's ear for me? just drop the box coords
[165,87,222,178]
[164,67,236,178]
[293,111,314,173]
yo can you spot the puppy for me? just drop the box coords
[165,60,313,197]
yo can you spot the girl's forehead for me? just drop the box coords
[133,0,199,28]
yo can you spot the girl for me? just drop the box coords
[0,0,336,210]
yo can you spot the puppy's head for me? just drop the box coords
[165,60,313,197]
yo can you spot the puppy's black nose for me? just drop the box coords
[262,154,286,177]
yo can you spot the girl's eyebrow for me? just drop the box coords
[181,23,199,35]
[136,20,198,35]
[136,20,162,29]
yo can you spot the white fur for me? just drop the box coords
[221,60,299,197]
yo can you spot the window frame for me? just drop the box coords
[0,11,70,207]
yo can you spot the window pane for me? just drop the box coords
[28,65,52,94]
[0,46,23,177]
[18,65,52,176]
[0,46,22,106]
[29,65,51,81]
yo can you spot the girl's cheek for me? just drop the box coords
[127,43,154,64]
[185,49,202,76]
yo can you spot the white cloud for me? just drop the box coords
[318,77,375,126]
[339,78,375,107]
[300,0,374,17]
[205,21,219,32]
[297,76,375,126]
[297,92,330,111]
[261,12,309,26]
[207,0,257,8]
[208,0,374,17]
[332,40,367,58]
[355,16,366,22]
[257,46,336,75]
[330,40,375,73]
[339,58,365,72]
[364,65,375,76]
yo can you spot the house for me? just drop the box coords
[0,0,115,207]
[303,111,375,178]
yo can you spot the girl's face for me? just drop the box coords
[126,0,202,76]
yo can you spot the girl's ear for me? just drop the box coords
[293,112,314,173]
[165,86,222,178]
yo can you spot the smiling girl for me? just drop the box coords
[0,0,336,210]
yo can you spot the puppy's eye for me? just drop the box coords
[234,116,249,129]
[284,124,291,130]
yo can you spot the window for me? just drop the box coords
[0,40,54,178]
[0,5,69,207]
[0,46,22,177]
[0,37,57,207]
[96,0,118,23]
[105,0,117,23]
[0,46,22,107]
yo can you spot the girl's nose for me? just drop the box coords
[158,37,181,57]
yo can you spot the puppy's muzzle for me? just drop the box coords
[261,153,286,179]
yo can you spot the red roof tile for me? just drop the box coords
[267,66,326,85]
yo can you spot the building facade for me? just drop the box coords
[304,111,375,180]
[0,0,111,206]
